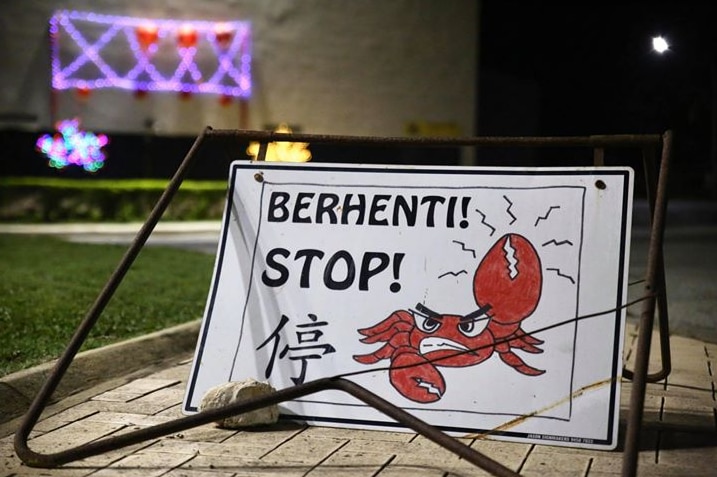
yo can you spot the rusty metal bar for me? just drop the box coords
[622,131,673,477]
[206,128,663,148]
[256,141,268,162]
[593,147,605,166]
[14,376,517,476]
[13,129,671,477]
[642,144,672,382]
[622,145,672,383]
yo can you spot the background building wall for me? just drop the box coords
[0,0,477,138]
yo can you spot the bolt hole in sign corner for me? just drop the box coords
[183,161,634,450]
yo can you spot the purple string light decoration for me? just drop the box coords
[49,10,251,98]
[36,118,109,172]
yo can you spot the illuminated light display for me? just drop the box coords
[36,118,109,172]
[247,124,312,162]
[50,10,251,98]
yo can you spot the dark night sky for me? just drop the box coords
[479,1,716,139]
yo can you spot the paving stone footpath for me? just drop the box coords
[1,326,715,477]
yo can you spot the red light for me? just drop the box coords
[76,85,91,99]
[214,23,233,48]
[177,24,198,48]
[135,24,158,51]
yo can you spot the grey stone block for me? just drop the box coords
[199,379,279,428]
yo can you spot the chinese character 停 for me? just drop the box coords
[256,313,336,385]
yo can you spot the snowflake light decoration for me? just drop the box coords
[36,118,109,172]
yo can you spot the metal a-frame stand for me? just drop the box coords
[14,128,673,477]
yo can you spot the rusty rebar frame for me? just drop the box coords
[14,128,672,477]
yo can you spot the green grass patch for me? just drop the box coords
[0,234,215,377]
[0,177,227,191]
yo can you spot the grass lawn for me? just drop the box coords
[0,234,215,377]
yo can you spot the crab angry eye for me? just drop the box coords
[459,303,492,338]
[458,321,478,337]
[459,321,475,334]
[415,315,441,333]
[458,317,488,337]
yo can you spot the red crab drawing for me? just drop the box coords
[353,233,544,403]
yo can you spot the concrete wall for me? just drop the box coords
[0,0,477,138]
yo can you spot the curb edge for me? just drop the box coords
[0,320,200,425]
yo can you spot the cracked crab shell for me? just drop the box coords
[473,233,542,324]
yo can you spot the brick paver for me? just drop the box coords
[2,324,716,476]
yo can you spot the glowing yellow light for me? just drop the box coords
[247,124,311,162]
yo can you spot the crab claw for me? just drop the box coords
[473,233,542,325]
[389,350,446,403]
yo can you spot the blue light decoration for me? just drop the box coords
[49,10,252,98]
[36,118,109,172]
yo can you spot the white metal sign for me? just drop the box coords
[183,161,633,450]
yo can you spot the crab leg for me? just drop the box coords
[498,350,545,376]
[356,310,414,339]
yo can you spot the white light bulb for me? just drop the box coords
[652,36,669,54]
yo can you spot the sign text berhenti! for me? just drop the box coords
[183,162,633,450]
